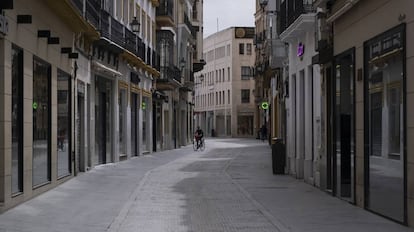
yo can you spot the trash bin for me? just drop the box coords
[271,137,285,174]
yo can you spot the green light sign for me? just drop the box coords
[142,102,146,110]
[32,102,38,110]
[261,102,269,110]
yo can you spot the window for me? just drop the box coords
[227,44,231,56]
[239,43,244,55]
[33,57,51,187]
[57,70,71,178]
[228,67,231,81]
[228,90,230,104]
[119,88,127,155]
[241,66,252,80]
[246,43,252,55]
[365,24,405,222]
[11,45,23,194]
[241,89,250,103]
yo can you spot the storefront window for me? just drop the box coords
[32,58,51,187]
[57,70,71,178]
[11,45,23,194]
[142,96,148,151]
[119,88,126,155]
[334,49,355,202]
[365,24,405,222]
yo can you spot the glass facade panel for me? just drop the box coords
[365,24,405,222]
[142,96,149,152]
[11,45,23,194]
[32,58,51,187]
[119,89,126,154]
[57,70,71,178]
[334,49,355,201]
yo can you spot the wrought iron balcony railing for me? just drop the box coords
[160,65,181,83]
[156,0,174,18]
[124,28,137,54]
[85,0,100,29]
[279,0,315,34]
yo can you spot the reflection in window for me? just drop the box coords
[365,25,405,222]
[57,70,71,178]
[33,58,51,187]
[12,45,23,194]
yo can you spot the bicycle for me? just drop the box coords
[193,137,205,151]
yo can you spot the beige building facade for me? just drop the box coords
[316,0,414,226]
[195,27,256,137]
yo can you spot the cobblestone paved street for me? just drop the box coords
[0,139,412,232]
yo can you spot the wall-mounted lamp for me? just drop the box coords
[259,0,268,8]
[130,16,140,33]
[199,73,204,82]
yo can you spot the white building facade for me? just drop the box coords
[280,2,322,185]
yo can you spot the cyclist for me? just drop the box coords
[194,126,204,148]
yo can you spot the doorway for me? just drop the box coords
[332,48,355,202]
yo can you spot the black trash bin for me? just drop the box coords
[271,138,285,174]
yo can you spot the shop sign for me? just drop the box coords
[0,14,9,35]
[297,42,305,57]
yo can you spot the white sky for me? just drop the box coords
[203,0,255,38]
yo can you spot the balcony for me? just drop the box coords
[124,28,137,55]
[156,0,175,27]
[43,0,99,39]
[85,0,100,29]
[156,65,182,90]
[279,0,316,41]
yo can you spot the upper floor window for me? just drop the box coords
[239,43,244,55]
[246,43,252,55]
[241,89,250,103]
[241,66,253,80]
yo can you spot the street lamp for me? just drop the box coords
[130,17,140,33]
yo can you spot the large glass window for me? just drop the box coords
[364,24,405,222]
[57,70,71,178]
[142,96,149,151]
[119,88,127,155]
[11,45,23,194]
[32,58,51,187]
[333,49,355,202]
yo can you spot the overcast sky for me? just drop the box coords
[203,0,255,38]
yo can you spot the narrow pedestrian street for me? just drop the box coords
[0,139,412,232]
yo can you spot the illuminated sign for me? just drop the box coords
[297,42,305,57]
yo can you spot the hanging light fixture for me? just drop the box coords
[130,16,140,33]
